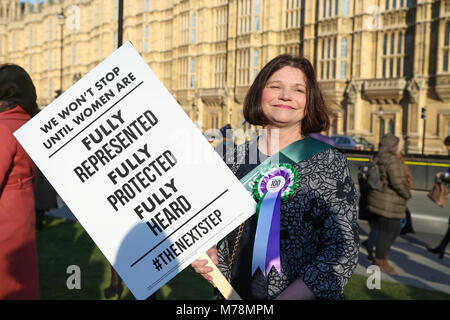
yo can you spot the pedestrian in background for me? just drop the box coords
[428,136,450,259]
[367,134,412,275]
[0,64,39,299]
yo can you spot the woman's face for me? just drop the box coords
[261,66,307,130]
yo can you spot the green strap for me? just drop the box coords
[240,136,333,192]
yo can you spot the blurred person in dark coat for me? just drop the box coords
[0,64,39,299]
[367,134,412,275]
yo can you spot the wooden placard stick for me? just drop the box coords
[199,252,242,300]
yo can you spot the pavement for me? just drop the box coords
[44,191,450,296]
[356,220,450,295]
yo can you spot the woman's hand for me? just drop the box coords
[436,172,444,179]
[190,246,218,287]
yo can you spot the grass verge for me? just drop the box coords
[36,216,449,300]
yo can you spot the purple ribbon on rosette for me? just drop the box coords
[251,165,298,277]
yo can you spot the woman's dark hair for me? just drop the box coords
[444,136,450,146]
[0,64,39,117]
[243,54,330,135]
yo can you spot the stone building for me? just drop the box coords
[0,0,447,154]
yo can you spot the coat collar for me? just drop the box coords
[0,105,30,121]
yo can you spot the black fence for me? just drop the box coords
[345,150,450,191]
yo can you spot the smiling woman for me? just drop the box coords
[191,54,359,301]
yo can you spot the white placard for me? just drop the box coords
[14,42,256,300]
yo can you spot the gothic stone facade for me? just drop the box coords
[0,0,448,154]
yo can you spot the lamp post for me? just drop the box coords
[378,106,384,148]
[118,0,123,47]
[421,106,427,156]
[56,8,65,98]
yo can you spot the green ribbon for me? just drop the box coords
[240,136,333,193]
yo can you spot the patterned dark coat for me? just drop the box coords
[215,139,359,300]
[367,134,411,219]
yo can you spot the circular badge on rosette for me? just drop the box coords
[250,163,300,276]
[253,163,299,201]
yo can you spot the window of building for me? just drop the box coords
[164,21,172,50]
[382,31,406,78]
[404,32,411,76]
[179,57,189,89]
[49,49,52,69]
[29,27,33,46]
[145,0,150,12]
[215,6,227,41]
[388,119,395,134]
[340,37,347,79]
[319,36,337,80]
[215,55,226,88]
[113,31,118,50]
[335,0,339,16]
[29,55,32,73]
[144,25,149,52]
[342,0,349,15]
[191,12,197,43]
[253,49,259,80]
[238,0,252,35]
[444,22,450,72]
[237,49,250,85]
[210,113,219,130]
[385,0,389,10]
[49,19,53,41]
[114,0,118,19]
[254,0,260,31]
[285,0,300,29]
[73,44,76,65]
[48,78,53,99]
[181,12,189,45]
[190,58,195,88]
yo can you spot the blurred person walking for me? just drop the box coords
[367,134,412,275]
[0,64,39,299]
[427,136,450,259]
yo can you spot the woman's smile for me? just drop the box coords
[274,104,295,110]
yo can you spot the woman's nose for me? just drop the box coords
[279,88,292,100]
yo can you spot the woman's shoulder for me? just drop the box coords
[309,146,347,166]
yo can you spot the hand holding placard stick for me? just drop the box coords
[198,252,241,300]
